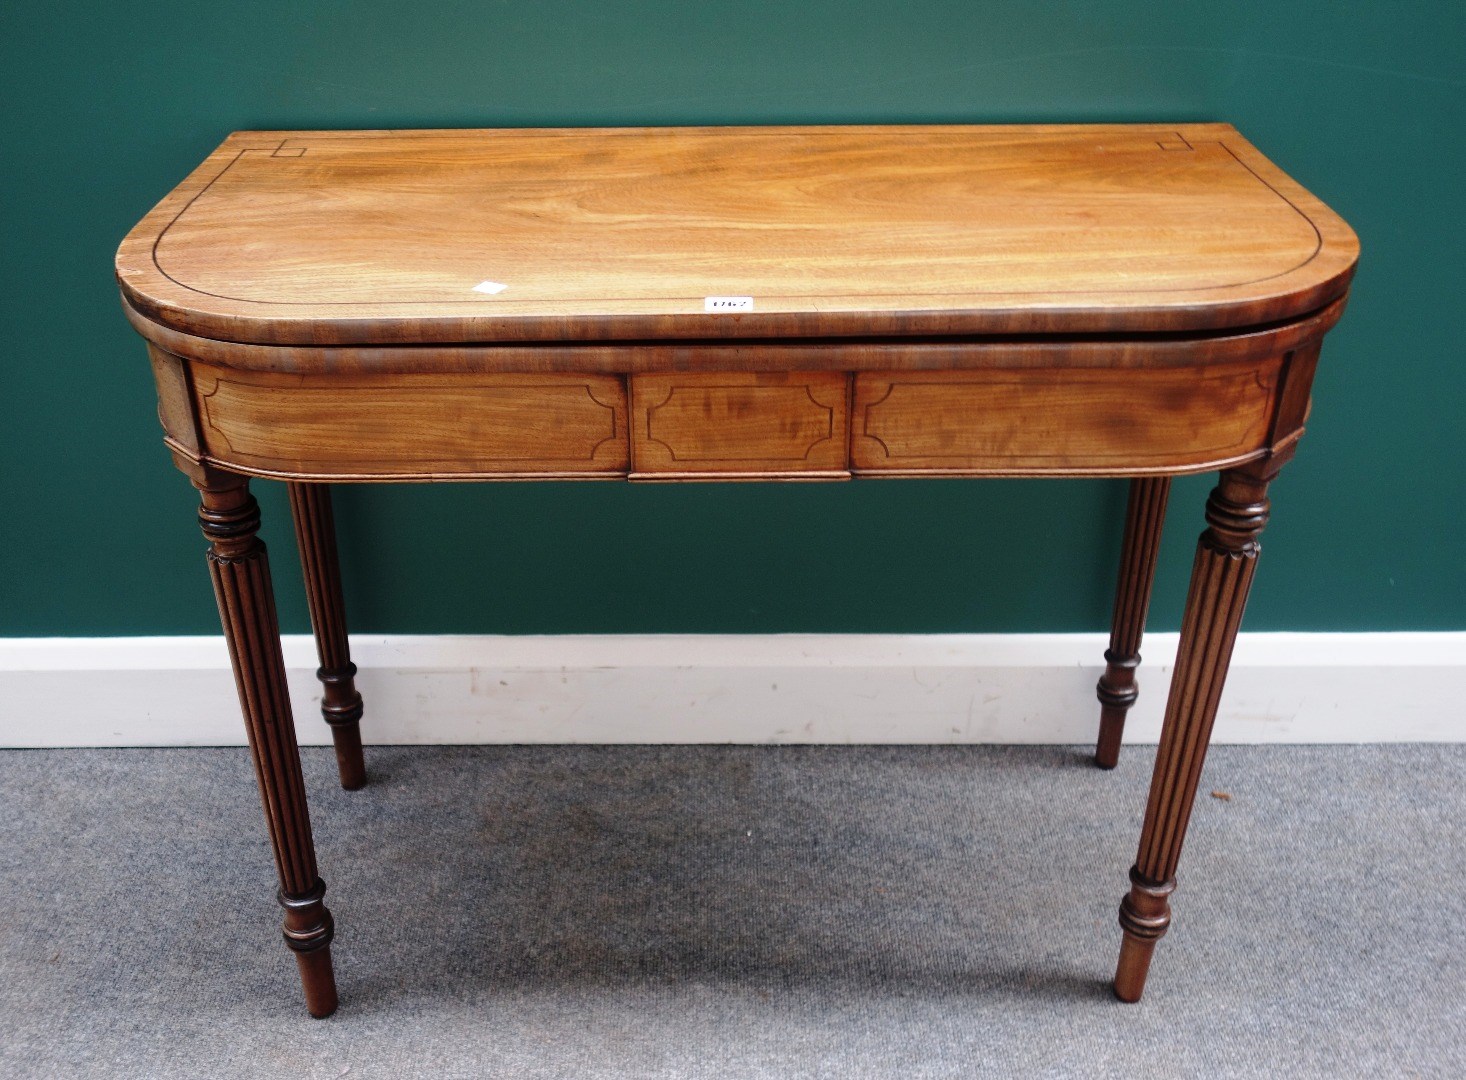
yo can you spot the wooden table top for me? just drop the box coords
[116,124,1357,347]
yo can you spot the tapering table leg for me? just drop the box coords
[1095,477,1171,768]
[287,482,366,790]
[199,476,339,1018]
[1113,465,1270,1002]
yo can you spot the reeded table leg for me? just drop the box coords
[287,483,366,790]
[1113,465,1269,1002]
[1095,477,1171,768]
[200,476,339,1018]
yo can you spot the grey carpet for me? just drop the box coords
[1,744,1462,1079]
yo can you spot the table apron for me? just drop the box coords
[150,342,1317,482]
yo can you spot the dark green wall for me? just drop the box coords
[3,2,1463,636]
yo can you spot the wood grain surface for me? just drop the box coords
[630,372,849,478]
[850,361,1281,475]
[123,292,1350,376]
[116,124,1358,346]
[148,346,1327,482]
[188,366,629,478]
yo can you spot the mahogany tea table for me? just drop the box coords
[115,124,1358,1016]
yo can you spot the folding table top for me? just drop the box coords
[116,124,1358,346]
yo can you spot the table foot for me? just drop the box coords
[1095,651,1139,770]
[1113,868,1175,1001]
[281,880,339,1018]
[319,677,366,791]
[288,483,367,790]
[1111,467,1266,1000]
[1094,477,1170,769]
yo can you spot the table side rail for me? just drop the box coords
[147,332,1324,483]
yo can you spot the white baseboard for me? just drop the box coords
[1,633,1461,748]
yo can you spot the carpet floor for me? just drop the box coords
[1,744,1462,1078]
